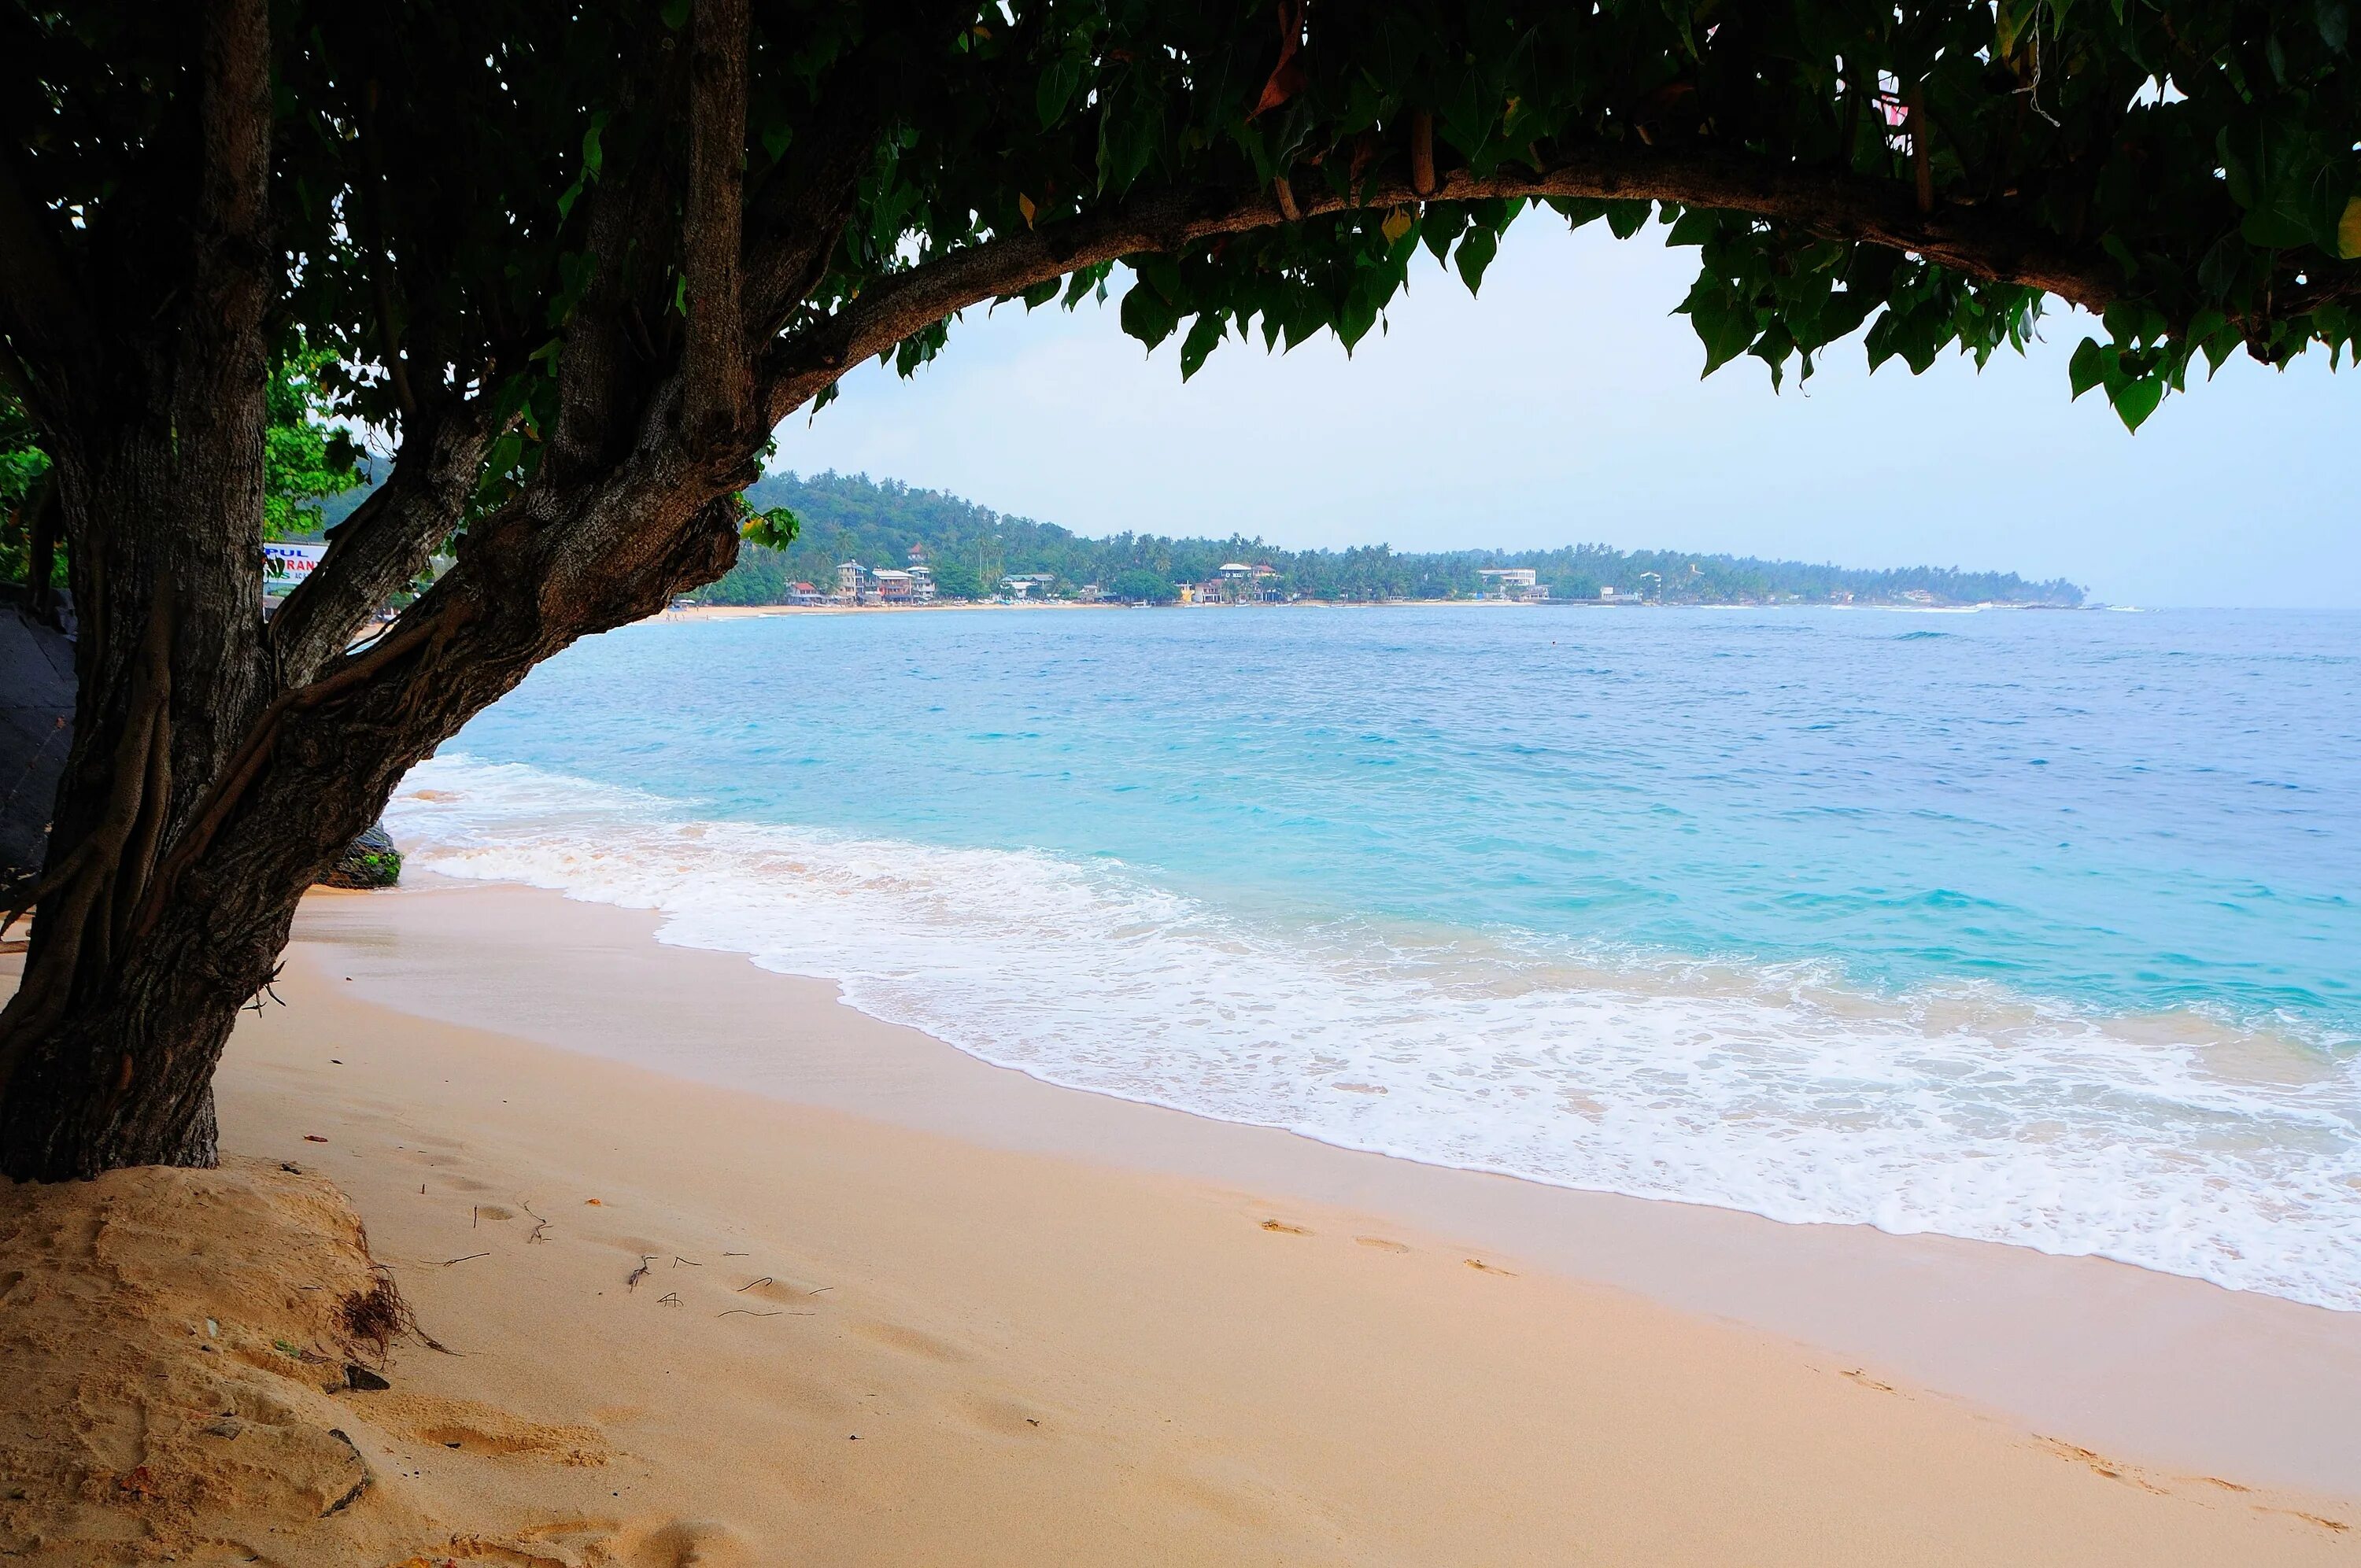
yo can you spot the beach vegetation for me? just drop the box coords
[0,0,2354,1176]
[263,341,368,543]
[0,386,58,610]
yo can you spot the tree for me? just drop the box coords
[262,342,365,540]
[929,556,986,602]
[1110,567,1180,604]
[0,1,2353,1179]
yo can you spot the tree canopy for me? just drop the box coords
[21,0,2353,474]
[254,0,2361,455]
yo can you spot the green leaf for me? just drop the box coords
[1420,203,1469,263]
[1119,278,1180,349]
[1177,312,1225,378]
[2068,338,2105,399]
[740,504,799,549]
[1605,200,1652,239]
[1550,197,1610,231]
[1665,208,1719,247]
[1454,225,1499,295]
[1036,55,1084,129]
[2112,374,2164,432]
[1996,0,2040,54]
[1682,281,1757,375]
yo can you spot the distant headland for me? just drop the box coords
[696,471,2086,610]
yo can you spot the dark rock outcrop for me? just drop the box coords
[317,821,402,889]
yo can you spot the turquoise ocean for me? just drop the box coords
[385,606,2361,1309]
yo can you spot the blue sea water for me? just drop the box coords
[387,606,2361,1308]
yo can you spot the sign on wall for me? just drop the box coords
[263,541,327,588]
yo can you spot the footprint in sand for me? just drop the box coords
[474,1205,515,1222]
[501,1517,753,1567]
[2264,1509,2353,1535]
[1258,1219,1312,1235]
[2037,1437,2171,1495]
[1353,1236,1410,1253]
[375,1393,609,1464]
[630,1518,757,1566]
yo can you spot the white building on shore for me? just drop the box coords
[1478,567,1548,601]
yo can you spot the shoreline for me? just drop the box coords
[663,597,2077,619]
[8,885,2357,1561]
[295,876,2361,1501]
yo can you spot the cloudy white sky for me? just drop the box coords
[770,220,2356,608]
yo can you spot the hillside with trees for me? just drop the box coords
[701,470,2085,608]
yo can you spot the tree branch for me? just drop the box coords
[546,106,678,487]
[268,397,493,685]
[682,0,751,434]
[197,0,272,274]
[759,142,2129,423]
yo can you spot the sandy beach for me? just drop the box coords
[5,879,2358,1564]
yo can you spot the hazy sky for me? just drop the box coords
[770,220,2356,608]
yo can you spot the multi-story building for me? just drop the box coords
[1477,567,1546,601]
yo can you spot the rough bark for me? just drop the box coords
[267,399,493,688]
[0,0,277,1177]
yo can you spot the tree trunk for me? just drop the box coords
[0,411,275,1178]
[0,0,290,1179]
[0,458,746,1180]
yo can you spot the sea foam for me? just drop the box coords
[389,753,2361,1312]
